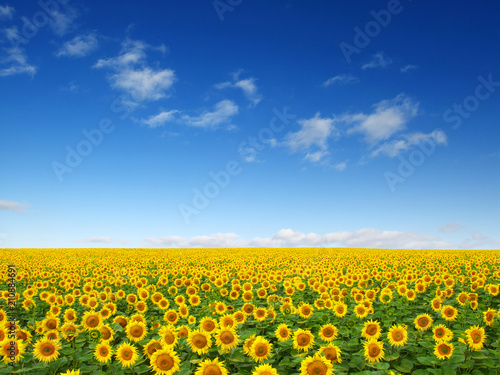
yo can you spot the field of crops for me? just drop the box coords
[1,248,499,375]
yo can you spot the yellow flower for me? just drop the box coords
[159,325,178,347]
[441,305,458,321]
[115,342,139,368]
[300,354,333,375]
[434,340,454,360]
[33,338,62,363]
[94,340,113,363]
[293,329,315,352]
[215,327,239,352]
[275,323,292,342]
[126,320,147,342]
[249,336,273,363]
[465,325,486,351]
[387,324,408,347]
[195,357,228,375]
[318,323,338,342]
[187,329,212,355]
[363,338,384,363]
[143,339,163,359]
[252,364,279,375]
[414,314,433,332]
[361,320,382,340]
[318,344,342,364]
[150,347,181,375]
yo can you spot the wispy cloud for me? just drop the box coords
[284,113,336,162]
[48,7,79,36]
[0,43,36,77]
[57,33,99,57]
[180,100,238,128]
[362,52,393,70]
[0,4,15,19]
[94,39,175,103]
[76,237,112,243]
[333,160,348,171]
[370,130,447,158]
[141,110,179,128]
[459,233,499,249]
[322,74,358,87]
[214,71,262,106]
[400,64,417,73]
[345,94,419,144]
[439,222,463,233]
[144,228,454,249]
[0,200,28,212]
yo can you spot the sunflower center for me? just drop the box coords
[221,332,234,343]
[123,349,132,359]
[256,344,267,356]
[193,334,207,348]
[307,360,327,375]
[204,364,222,375]
[42,344,55,355]
[439,344,450,355]
[472,332,481,343]
[100,347,108,356]
[157,354,174,370]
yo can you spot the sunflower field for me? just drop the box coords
[1,248,499,375]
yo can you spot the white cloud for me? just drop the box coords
[48,7,79,36]
[370,129,447,158]
[284,113,336,162]
[439,222,463,233]
[57,33,99,57]
[362,52,393,70]
[459,233,499,250]
[400,64,417,73]
[141,110,179,128]
[214,73,262,106]
[0,200,28,212]
[181,100,238,128]
[144,228,454,249]
[94,39,175,103]
[0,4,15,19]
[322,74,358,87]
[333,160,348,171]
[0,45,36,77]
[76,237,112,243]
[345,94,419,144]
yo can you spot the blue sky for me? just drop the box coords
[1,0,499,249]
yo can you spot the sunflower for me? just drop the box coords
[115,342,139,368]
[293,329,315,352]
[243,335,257,355]
[249,336,273,363]
[42,316,60,332]
[215,327,239,352]
[414,314,433,332]
[387,325,408,347]
[94,340,113,363]
[441,305,458,321]
[143,339,163,359]
[200,317,218,333]
[361,320,382,340]
[318,323,338,342]
[251,364,279,375]
[33,338,62,363]
[82,311,102,331]
[159,325,178,347]
[275,323,292,342]
[195,357,228,375]
[126,321,147,342]
[219,314,235,328]
[299,354,333,375]
[178,325,190,338]
[318,344,342,364]
[483,308,497,326]
[150,346,181,375]
[253,308,267,322]
[465,325,486,351]
[298,303,314,319]
[0,339,26,363]
[334,303,347,318]
[187,329,212,355]
[354,304,369,319]
[432,324,453,342]
[434,340,454,360]
[164,310,180,325]
[363,338,384,363]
